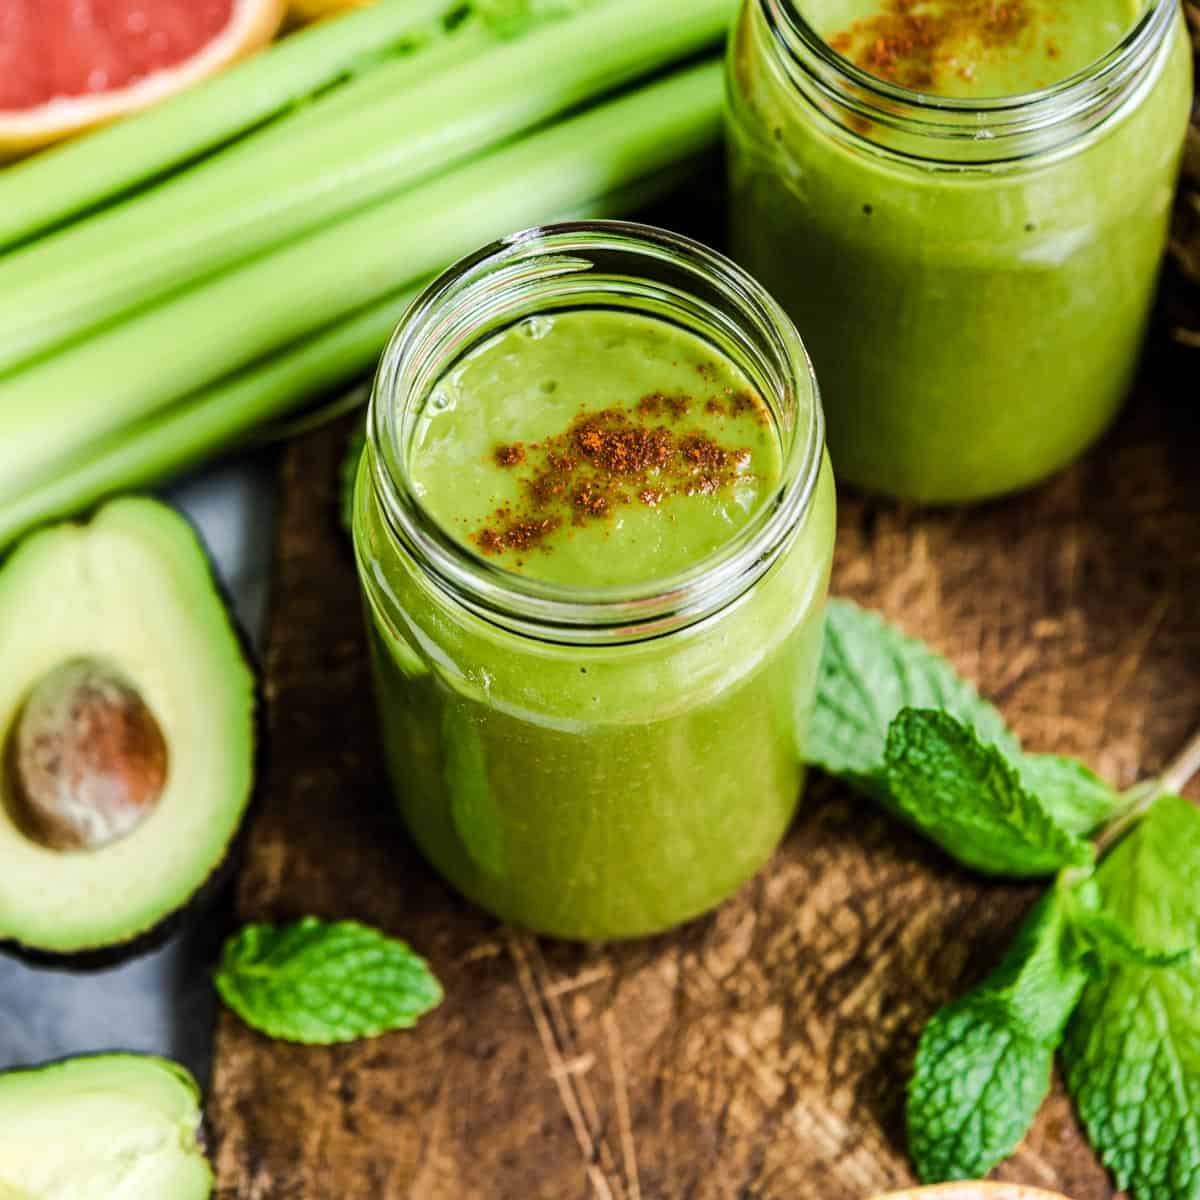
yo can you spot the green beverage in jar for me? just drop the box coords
[727,0,1192,502]
[353,223,836,939]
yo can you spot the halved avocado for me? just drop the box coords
[0,498,256,958]
[0,1054,211,1198]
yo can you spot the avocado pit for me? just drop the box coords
[4,659,168,852]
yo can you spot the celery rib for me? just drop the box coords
[0,292,416,552]
[0,61,724,518]
[0,162,702,550]
[0,0,732,373]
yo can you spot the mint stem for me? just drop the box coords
[1093,725,1200,858]
[1161,725,1200,797]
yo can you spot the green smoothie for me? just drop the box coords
[812,0,1138,96]
[726,0,1193,502]
[356,306,836,939]
[411,311,782,586]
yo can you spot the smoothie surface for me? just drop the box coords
[799,0,1141,96]
[409,310,782,588]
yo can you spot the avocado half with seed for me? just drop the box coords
[0,498,256,959]
[0,1054,211,1197]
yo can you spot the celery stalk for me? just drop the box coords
[0,59,724,505]
[0,292,416,552]
[0,162,699,549]
[0,0,731,371]
[0,0,459,251]
[238,17,501,155]
[0,15,498,288]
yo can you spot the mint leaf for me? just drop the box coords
[884,709,1093,877]
[1015,754,1123,838]
[811,602,1124,839]
[1062,794,1200,1200]
[811,599,1018,784]
[1070,907,1194,969]
[216,918,442,1045]
[339,427,366,535]
[908,892,1090,1181]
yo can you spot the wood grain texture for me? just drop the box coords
[208,333,1199,1200]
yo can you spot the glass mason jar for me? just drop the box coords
[353,222,836,940]
[726,0,1193,503]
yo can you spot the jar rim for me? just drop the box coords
[365,221,826,645]
[759,0,1178,161]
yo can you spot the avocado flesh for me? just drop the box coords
[0,1054,211,1199]
[0,498,256,955]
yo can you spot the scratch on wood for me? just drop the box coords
[550,1053,597,1079]
[1106,592,1171,711]
[545,965,614,997]
[526,937,627,1196]
[603,1010,642,1200]
[505,929,603,1189]
[723,1030,786,1106]
[459,941,503,963]
[1011,1145,1064,1187]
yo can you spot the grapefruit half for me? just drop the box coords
[0,0,285,159]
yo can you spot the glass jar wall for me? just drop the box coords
[727,0,1193,503]
[353,222,837,940]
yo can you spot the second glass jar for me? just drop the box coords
[726,0,1193,503]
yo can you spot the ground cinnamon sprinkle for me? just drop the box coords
[475,516,561,554]
[828,0,1033,90]
[470,392,766,555]
[494,443,526,467]
[637,392,693,420]
[575,417,675,475]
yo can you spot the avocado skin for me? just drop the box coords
[0,498,263,967]
[0,1052,212,1198]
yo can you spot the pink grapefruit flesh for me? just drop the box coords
[0,0,285,157]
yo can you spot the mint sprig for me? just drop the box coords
[1062,795,1200,1199]
[813,600,1124,857]
[216,917,442,1045]
[1014,754,1122,839]
[908,892,1090,1181]
[812,600,1200,1196]
[811,598,1017,783]
[884,709,1092,877]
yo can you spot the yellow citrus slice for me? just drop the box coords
[288,0,371,24]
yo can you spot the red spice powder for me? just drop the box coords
[637,392,693,420]
[494,443,526,467]
[474,517,561,555]
[469,396,767,554]
[828,0,1033,91]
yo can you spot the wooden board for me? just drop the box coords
[208,328,1200,1199]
